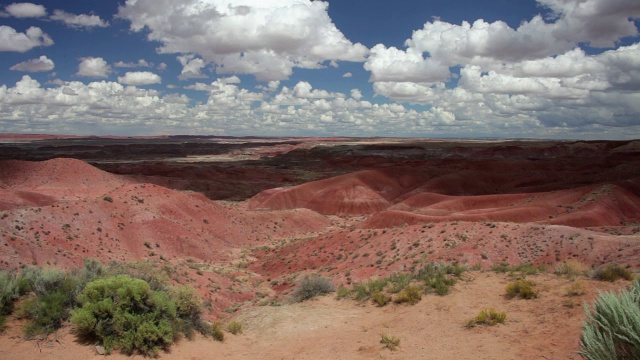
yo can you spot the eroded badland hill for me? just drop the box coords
[0,136,639,359]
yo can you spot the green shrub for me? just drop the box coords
[226,320,243,335]
[371,291,391,307]
[172,285,204,339]
[209,322,225,342]
[466,308,507,327]
[21,289,71,336]
[352,278,388,302]
[71,275,179,356]
[416,263,461,296]
[505,279,538,299]
[18,269,84,337]
[335,286,351,300]
[394,285,422,305]
[579,279,640,360]
[0,271,28,319]
[593,265,634,282]
[380,333,400,350]
[291,274,334,302]
[386,273,412,294]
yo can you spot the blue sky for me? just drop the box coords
[0,0,639,139]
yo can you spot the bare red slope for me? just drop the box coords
[247,168,426,215]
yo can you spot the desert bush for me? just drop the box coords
[380,333,400,350]
[371,291,391,307]
[352,278,388,302]
[291,274,334,302]
[335,286,351,300]
[579,279,640,360]
[493,262,544,278]
[71,275,179,356]
[205,322,225,341]
[172,285,204,339]
[18,268,86,336]
[593,265,634,282]
[466,308,507,327]
[505,279,538,299]
[566,281,587,296]
[0,271,29,331]
[394,285,422,305]
[226,320,243,335]
[416,263,461,296]
[554,260,591,278]
[386,273,412,294]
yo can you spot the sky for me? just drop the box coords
[0,0,639,139]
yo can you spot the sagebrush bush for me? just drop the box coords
[579,279,640,360]
[593,265,634,282]
[394,285,422,305]
[554,260,591,278]
[380,333,400,350]
[416,263,463,296]
[466,308,507,328]
[226,320,243,335]
[71,275,179,356]
[18,268,85,336]
[372,291,391,307]
[505,279,537,299]
[352,278,388,302]
[566,281,587,297]
[291,274,334,302]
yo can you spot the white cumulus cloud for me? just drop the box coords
[177,55,208,80]
[114,59,151,68]
[118,71,162,85]
[5,2,46,18]
[118,0,368,81]
[77,57,111,78]
[0,26,53,52]
[50,10,108,28]
[10,55,55,72]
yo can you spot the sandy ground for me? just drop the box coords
[0,272,628,360]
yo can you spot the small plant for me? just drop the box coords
[371,291,391,307]
[394,285,422,305]
[335,286,351,300]
[380,333,400,350]
[226,320,243,335]
[579,279,640,359]
[466,308,507,327]
[291,274,334,302]
[505,279,538,299]
[593,265,634,282]
[352,278,388,302]
[566,281,587,296]
[103,196,113,202]
[554,260,591,278]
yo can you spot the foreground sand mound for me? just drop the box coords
[247,168,425,215]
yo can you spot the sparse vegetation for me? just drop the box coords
[554,260,591,278]
[339,262,465,305]
[394,285,422,305]
[505,279,538,299]
[579,279,640,360]
[226,320,243,335]
[291,274,334,302]
[380,333,400,350]
[566,281,587,296]
[372,291,391,306]
[592,265,634,282]
[466,308,507,327]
